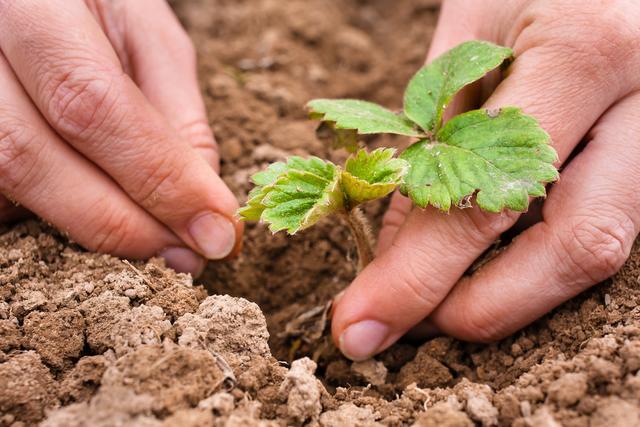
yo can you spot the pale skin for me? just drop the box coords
[0,0,242,277]
[333,0,640,360]
[1,0,639,361]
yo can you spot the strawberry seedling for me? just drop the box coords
[239,41,559,270]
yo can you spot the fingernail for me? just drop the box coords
[339,320,389,361]
[159,247,206,277]
[188,212,236,259]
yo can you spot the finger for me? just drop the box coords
[0,0,241,261]
[377,192,412,255]
[378,1,524,251]
[333,12,639,360]
[0,52,207,274]
[89,0,220,169]
[333,204,520,360]
[429,91,640,341]
[0,194,31,223]
[377,2,484,251]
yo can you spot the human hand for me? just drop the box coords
[332,0,640,361]
[0,0,242,276]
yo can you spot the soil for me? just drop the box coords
[1,0,639,426]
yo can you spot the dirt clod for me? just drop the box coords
[413,402,473,427]
[547,372,588,407]
[352,359,388,386]
[148,284,201,320]
[101,341,226,415]
[0,319,20,352]
[59,355,109,404]
[22,308,85,369]
[398,344,454,389]
[42,386,159,427]
[79,291,131,353]
[591,397,640,427]
[0,351,58,425]
[279,357,324,425]
[319,403,382,427]
[110,304,172,357]
[175,295,270,371]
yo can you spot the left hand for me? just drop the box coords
[0,0,242,276]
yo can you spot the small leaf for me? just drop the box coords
[238,157,344,234]
[308,99,421,137]
[341,148,407,205]
[238,162,288,221]
[315,121,359,153]
[403,41,512,133]
[400,107,558,212]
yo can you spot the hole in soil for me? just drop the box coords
[201,215,364,389]
[200,205,628,397]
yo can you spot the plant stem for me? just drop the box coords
[343,208,375,271]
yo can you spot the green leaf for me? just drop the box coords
[341,148,407,205]
[400,107,559,212]
[238,162,288,221]
[403,41,512,133]
[239,157,344,234]
[308,99,421,137]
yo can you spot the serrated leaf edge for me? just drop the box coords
[399,107,559,213]
[307,99,423,138]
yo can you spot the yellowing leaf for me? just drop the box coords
[341,148,407,206]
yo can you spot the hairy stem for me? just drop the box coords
[343,208,375,271]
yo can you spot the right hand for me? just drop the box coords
[0,0,242,276]
[332,0,640,361]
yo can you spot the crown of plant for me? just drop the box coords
[238,40,558,267]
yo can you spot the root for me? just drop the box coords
[280,300,333,344]
[197,335,237,391]
[122,260,159,292]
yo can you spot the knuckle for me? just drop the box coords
[558,216,631,285]
[87,202,135,255]
[453,304,502,343]
[45,65,122,139]
[576,18,637,76]
[133,155,187,211]
[387,243,442,309]
[0,122,41,192]
[536,4,639,86]
[464,208,519,246]
[382,205,408,230]
[179,118,216,152]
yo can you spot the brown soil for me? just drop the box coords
[1,1,639,426]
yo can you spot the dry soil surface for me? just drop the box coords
[1,1,639,426]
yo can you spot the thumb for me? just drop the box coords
[332,210,451,361]
[332,205,516,361]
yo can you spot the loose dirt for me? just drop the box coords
[1,1,639,426]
